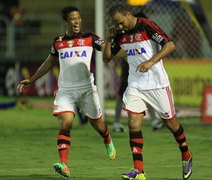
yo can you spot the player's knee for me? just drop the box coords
[163,116,180,131]
[128,119,142,131]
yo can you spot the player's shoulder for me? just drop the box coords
[137,17,153,25]
[82,30,99,38]
[82,30,104,45]
[53,34,66,42]
[137,18,163,34]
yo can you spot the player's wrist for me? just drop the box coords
[29,78,36,84]
[106,36,113,42]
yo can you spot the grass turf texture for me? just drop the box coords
[0,104,212,179]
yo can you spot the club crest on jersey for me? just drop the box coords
[67,40,74,47]
[60,50,87,59]
[135,33,142,41]
[77,39,85,46]
[126,47,146,56]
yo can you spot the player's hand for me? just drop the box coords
[136,60,154,73]
[105,26,120,41]
[17,79,31,93]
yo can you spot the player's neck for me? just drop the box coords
[66,31,81,37]
[132,17,138,29]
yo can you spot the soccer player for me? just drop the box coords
[17,6,116,178]
[103,5,192,180]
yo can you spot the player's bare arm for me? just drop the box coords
[17,54,58,92]
[136,41,176,72]
[102,26,116,63]
[103,41,127,63]
[103,26,127,63]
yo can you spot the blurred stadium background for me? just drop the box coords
[0,0,212,121]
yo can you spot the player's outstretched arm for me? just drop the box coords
[17,54,58,93]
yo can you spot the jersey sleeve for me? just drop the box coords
[92,33,105,51]
[143,19,171,46]
[111,35,122,55]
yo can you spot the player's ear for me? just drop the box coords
[126,12,131,18]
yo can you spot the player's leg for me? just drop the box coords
[113,95,126,132]
[57,112,74,164]
[53,112,74,178]
[164,116,192,179]
[89,116,116,160]
[121,113,146,180]
[52,89,76,177]
[146,103,164,131]
[76,107,88,125]
[153,86,192,179]
[81,86,116,160]
[113,79,127,132]
[121,87,147,180]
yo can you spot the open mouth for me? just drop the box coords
[73,25,80,32]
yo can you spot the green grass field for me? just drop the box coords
[0,102,212,180]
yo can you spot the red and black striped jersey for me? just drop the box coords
[50,31,104,89]
[111,18,171,90]
[111,18,171,54]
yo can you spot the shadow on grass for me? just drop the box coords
[1,176,207,180]
[1,175,206,180]
[0,174,111,180]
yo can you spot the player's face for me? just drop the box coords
[65,11,82,34]
[112,12,132,33]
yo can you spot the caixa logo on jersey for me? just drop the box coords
[60,50,87,59]
[126,47,146,56]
